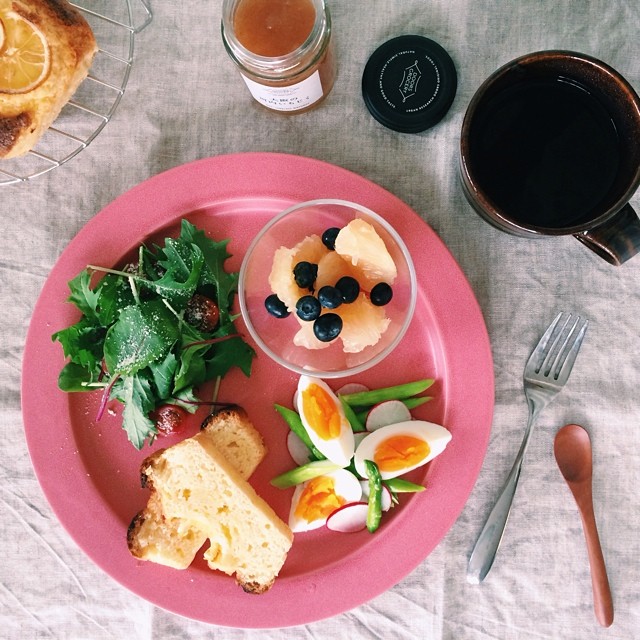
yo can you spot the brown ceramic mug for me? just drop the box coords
[460,51,640,265]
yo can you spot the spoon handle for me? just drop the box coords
[572,485,614,627]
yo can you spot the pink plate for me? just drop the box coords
[21,153,494,628]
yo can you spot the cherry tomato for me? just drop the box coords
[185,294,220,332]
[153,404,188,436]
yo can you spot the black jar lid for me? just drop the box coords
[362,35,457,133]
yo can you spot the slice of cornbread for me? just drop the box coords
[139,430,293,593]
[127,406,267,571]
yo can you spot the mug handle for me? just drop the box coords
[574,203,640,266]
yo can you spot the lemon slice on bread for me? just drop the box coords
[0,10,50,93]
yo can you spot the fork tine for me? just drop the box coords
[529,312,563,373]
[539,313,574,376]
[552,316,588,383]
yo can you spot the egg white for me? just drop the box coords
[354,420,452,480]
[296,375,355,467]
[288,469,362,532]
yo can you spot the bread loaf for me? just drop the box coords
[129,407,293,593]
[128,406,267,570]
[200,405,267,478]
[0,0,98,158]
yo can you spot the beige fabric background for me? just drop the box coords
[1,1,639,638]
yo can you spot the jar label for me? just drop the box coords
[240,71,324,111]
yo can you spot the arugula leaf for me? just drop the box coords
[141,240,204,308]
[113,375,157,450]
[174,337,208,392]
[52,317,105,372]
[95,273,136,326]
[104,299,180,376]
[205,336,255,378]
[140,246,163,280]
[66,270,101,320]
[171,386,200,413]
[57,361,100,392]
[178,220,237,325]
[149,351,178,400]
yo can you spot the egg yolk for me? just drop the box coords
[294,476,346,523]
[374,435,430,472]
[301,384,342,441]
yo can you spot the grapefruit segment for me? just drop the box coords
[293,316,331,350]
[269,234,328,311]
[335,294,390,353]
[314,251,356,291]
[334,219,397,289]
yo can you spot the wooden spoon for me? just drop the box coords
[554,424,614,627]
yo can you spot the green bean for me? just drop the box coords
[274,404,325,460]
[340,396,365,433]
[340,379,434,407]
[364,460,383,533]
[402,396,433,411]
[270,460,341,489]
[383,478,426,493]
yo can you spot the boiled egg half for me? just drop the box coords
[288,468,362,532]
[296,375,355,467]
[354,420,452,480]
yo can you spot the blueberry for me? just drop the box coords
[313,313,343,342]
[335,276,360,303]
[296,295,321,321]
[293,261,318,289]
[370,282,393,306]
[321,227,341,250]
[317,285,343,309]
[264,294,290,318]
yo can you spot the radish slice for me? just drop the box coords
[353,431,368,449]
[365,400,412,431]
[359,480,393,511]
[287,430,313,466]
[380,485,393,511]
[336,383,370,396]
[326,502,369,532]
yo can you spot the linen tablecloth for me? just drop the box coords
[2,1,639,638]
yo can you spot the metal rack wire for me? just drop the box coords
[0,0,153,186]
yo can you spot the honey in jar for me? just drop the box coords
[221,0,336,114]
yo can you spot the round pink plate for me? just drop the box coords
[21,152,494,628]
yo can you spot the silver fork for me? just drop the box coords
[467,312,589,584]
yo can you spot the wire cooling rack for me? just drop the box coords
[0,0,153,186]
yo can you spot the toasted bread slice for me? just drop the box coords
[200,405,267,477]
[139,431,292,593]
[0,0,98,158]
[127,406,267,570]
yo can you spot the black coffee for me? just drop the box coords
[468,77,621,228]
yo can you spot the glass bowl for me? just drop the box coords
[238,199,417,378]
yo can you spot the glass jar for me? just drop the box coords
[221,0,336,114]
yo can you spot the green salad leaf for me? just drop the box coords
[52,219,255,450]
[67,270,101,320]
[113,375,156,451]
[103,299,180,376]
[141,240,204,306]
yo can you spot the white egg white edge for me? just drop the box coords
[295,375,355,467]
[354,420,452,480]
[288,468,363,532]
